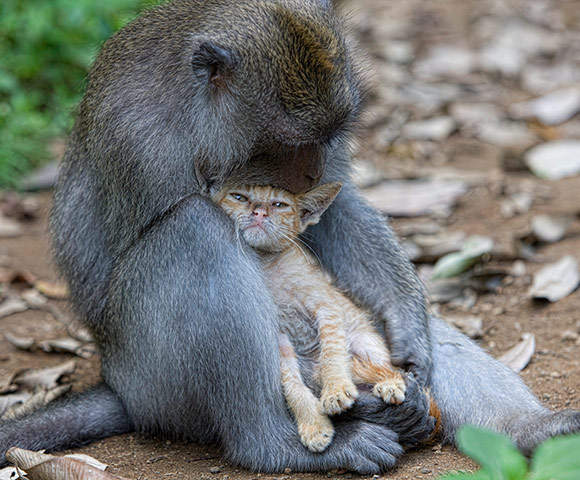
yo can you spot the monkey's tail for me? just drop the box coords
[0,382,133,466]
[428,315,580,455]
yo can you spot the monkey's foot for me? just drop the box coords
[321,381,359,416]
[298,414,335,453]
[373,375,406,405]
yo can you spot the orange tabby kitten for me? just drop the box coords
[212,182,406,453]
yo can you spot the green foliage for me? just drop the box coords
[441,426,580,480]
[0,0,159,187]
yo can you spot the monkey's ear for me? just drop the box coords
[191,42,238,90]
[297,182,342,229]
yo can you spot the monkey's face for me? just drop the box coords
[186,1,364,193]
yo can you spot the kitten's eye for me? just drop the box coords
[230,193,248,202]
[272,202,289,208]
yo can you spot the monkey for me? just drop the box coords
[1,0,578,474]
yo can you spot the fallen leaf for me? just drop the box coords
[4,332,35,351]
[444,315,483,339]
[1,385,71,421]
[0,392,31,418]
[363,180,468,217]
[34,281,68,300]
[529,256,580,302]
[402,116,456,141]
[525,140,580,180]
[0,467,19,480]
[0,215,23,238]
[6,448,126,480]
[0,297,29,319]
[509,88,580,126]
[39,338,94,358]
[498,333,536,372]
[13,361,76,391]
[431,235,494,279]
[530,214,572,243]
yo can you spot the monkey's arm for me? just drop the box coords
[308,181,432,384]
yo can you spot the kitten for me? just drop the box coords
[212,182,406,453]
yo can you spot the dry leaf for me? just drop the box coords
[0,392,31,418]
[444,315,483,339]
[0,297,29,319]
[530,214,572,243]
[363,180,468,217]
[498,333,536,372]
[6,448,126,480]
[525,140,580,180]
[14,361,76,391]
[1,385,71,421]
[34,281,68,300]
[529,256,580,302]
[0,466,20,480]
[4,332,35,351]
[0,215,23,238]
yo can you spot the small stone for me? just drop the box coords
[165,440,172,445]
[284,468,292,474]
[421,468,432,474]
[561,330,579,342]
[210,467,221,474]
[550,371,562,378]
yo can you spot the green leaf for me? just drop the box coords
[456,426,528,480]
[431,235,494,279]
[529,434,580,480]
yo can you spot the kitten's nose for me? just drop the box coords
[252,204,268,219]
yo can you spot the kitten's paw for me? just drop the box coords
[373,375,406,405]
[299,415,335,452]
[321,381,359,416]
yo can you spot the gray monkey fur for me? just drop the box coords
[1,0,579,473]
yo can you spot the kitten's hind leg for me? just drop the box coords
[279,334,334,452]
[351,356,406,405]
[348,325,406,405]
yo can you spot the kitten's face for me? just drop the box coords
[212,183,342,253]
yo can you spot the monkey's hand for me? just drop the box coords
[385,312,433,386]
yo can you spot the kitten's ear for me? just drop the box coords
[298,182,342,229]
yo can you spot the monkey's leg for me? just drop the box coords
[429,315,580,454]
[101,195,404,474]
[278,334,334,453]
[308,181,432,383]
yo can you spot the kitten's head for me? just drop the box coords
[212,182,342,252]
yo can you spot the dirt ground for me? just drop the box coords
[2,0,580,478]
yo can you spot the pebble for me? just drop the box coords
[210,467,221,474]
[551,371,562,378]
[421,468,433,474]
[284,468,292,474]
[561,330,579,342]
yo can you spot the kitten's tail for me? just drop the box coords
[429,315,580,454]
[0,383,133,465]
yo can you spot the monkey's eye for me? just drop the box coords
[272,201,289,208]
[230,193,248,202]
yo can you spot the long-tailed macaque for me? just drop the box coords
[0,0,578,474]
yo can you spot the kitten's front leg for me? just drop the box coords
[315,306,359,416]
[279,334,335,452]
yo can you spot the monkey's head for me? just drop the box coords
[82,0,366,198]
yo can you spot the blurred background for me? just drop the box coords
[0,0,159,187]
